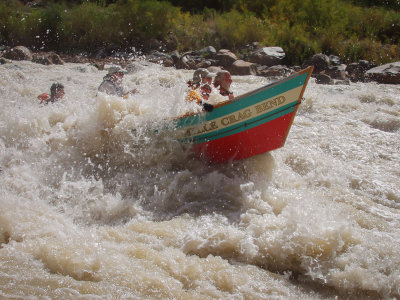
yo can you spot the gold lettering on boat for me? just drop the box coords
[184,121,218,137]
[255,96,286,114]
[221,109,252,126]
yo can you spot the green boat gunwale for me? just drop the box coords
[181,101,301,144]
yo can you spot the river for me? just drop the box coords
[0,60,399,299]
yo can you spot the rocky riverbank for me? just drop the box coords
[1,44,399,85]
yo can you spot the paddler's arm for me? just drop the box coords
[122,88,139,99]
[37,93,50,104]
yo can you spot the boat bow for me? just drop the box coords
[175,66,313,163]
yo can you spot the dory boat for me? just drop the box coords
[175,66,313,163]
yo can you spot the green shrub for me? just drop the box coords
[269,22,320,65]
[60,3,121,51]
[214,10,269,49]
[1,0,399,65]
[341,38,400,64]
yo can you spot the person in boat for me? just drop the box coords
[37,83,65,104]
[213,70,234,100]
[98,66,137,98]
[186,68,214,112]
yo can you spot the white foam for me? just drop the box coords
[0,61,399,298]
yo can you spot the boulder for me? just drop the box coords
[366,62,400,84]
[3,46,32,61]
[302,53,329,74]
[91,48,109,59]
[215,49,238,68]
[146,50,174,67]
[315,73,333,85]
[329,55,342,66]
[142,38,163,51]
[182,54,198,69]
[172,51,204,69]
[323,64,347,80]
[230,60,257,76]
[91,43,121,58]
[63,55,90,64]
[346,60,376,82]
[170,50,181,65]
[47,52,64,65]
[258,65,294,78]
[195,60,212,69]
[126,61,147,73]
[248,47,286,67]
[174,57,189,69]
[334,79,351,85]
[238,42,261,61]
[32,52,64,65]
[207,66,223,74]
[195,46,217,58]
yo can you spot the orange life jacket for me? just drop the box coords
[186,81,202,105]
[38,93,51,104]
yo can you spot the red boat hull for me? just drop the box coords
[192,112,294,163]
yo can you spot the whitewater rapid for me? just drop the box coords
[0,60,399,299]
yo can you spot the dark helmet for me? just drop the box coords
[50,83,64,94]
